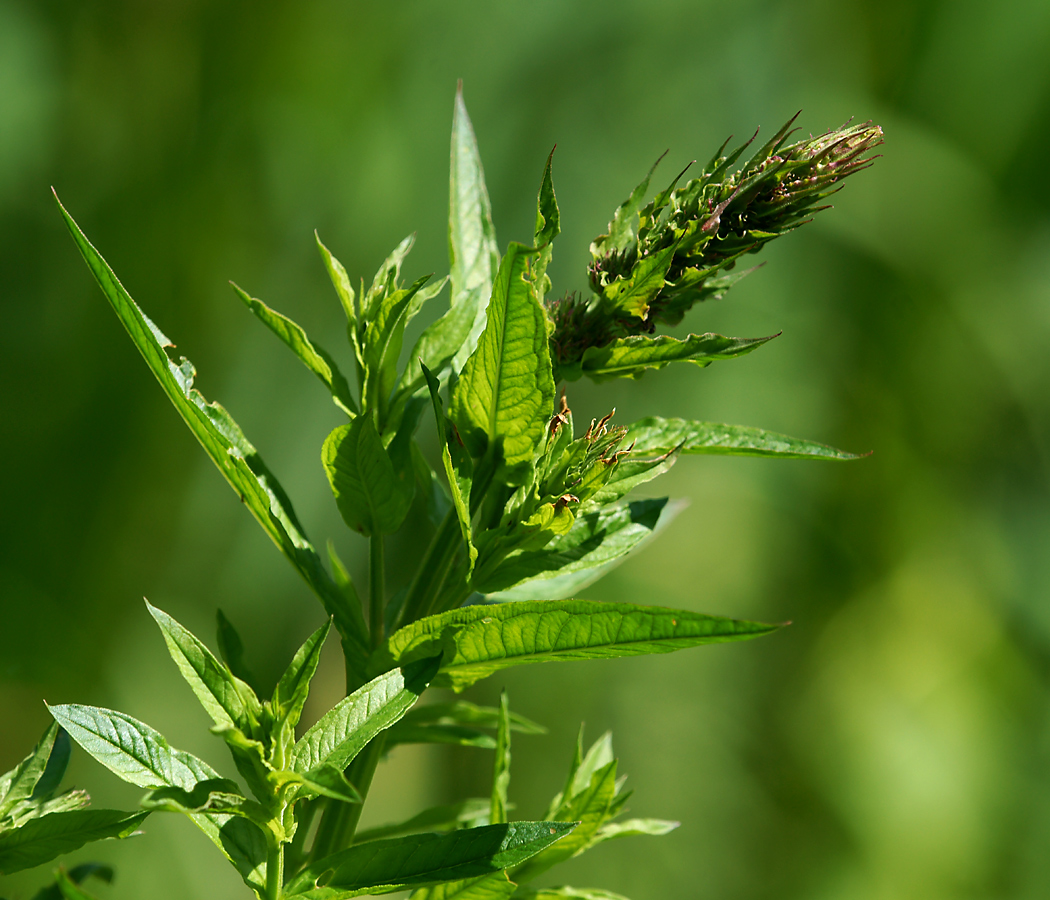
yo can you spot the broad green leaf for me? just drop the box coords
[600,244,675,320]
[450,243,555,469]
[409,871,516,900]
[489,693,511,825]
[589,818,679,845]
[477,498,684,598]
[397,701,545,735]
[572,332,776,382]
[145,601,252,732]
[231,283,357,416]
[54,194,370,677]
[515,888,630,900]
[0,809,147,875]
[291,658,438,777]
[322,415,414,536]
[448,83,501,374]
[0,722,65,817]
[370,600,778,691]
[46,704,267,890]
[354,798,490,844]
[625,416,863,460]
[514,760,618,883]
[273,619,331,744]
[422,363,476,569]
[48,704,219,791]
[283,821,576,898]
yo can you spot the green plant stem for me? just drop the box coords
[307,735,386,863]
[266,841,284,900]
[369,534,385,649]
[398,508,458,625]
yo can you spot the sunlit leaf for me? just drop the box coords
[272,619,331,744]
[0,723,65,817]
[409,871,516,900]
[370,600,779,691]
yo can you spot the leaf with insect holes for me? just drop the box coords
[54,194,370,679]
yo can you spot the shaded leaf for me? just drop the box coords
[215,610,259,695]
[515,888,631,900]
[283,821,576,898]
[31,864,114,900]
[409,871,516,900]
[573,332,776,382]
[0,723,65,817]
[384,724,495,749]
[490,692,511,826]
[231,282,357,415]
[355,798,490,844]
[272,619,331,744]
[625,416,863,460]
[0,810,147,875]
[398,702,544,735]
[370,599,779,691]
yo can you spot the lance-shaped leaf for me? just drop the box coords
[370,599,779,691]
[54,194,370,677]
[231,283,357,415]
[272,619,331,746]
[580,452,679,512]
[410,871,516,900]
[397,702,545,734]
[385,724,497,749]
[448,83,501,374]
[0,810,148,875]
[570,332,776,382]
[145,601,254,732]
[283,821,576,898]
[0,722,68,817]
[215,609,260,695]
[290,657,438,777]
[47,705,267,890]
[451,243,556,469]
[355,798,490,844]
[625,416,863,460]
[600,243,676,321]
[271,765,362,805]
[590,153,665,258]
[588,817,679,845]
[322,415,415,536]
[530,148,560,302]
[316,233,358,337]
[477,498,684,598]
[422,363,476,569]
[490,692,511,825]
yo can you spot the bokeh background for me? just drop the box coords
[3,1,1050,898]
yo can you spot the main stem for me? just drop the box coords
[369,533,385,649]
[265,842,284,900]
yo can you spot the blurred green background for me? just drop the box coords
[3,1,1050,898]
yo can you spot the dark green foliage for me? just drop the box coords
[51,84,876,899]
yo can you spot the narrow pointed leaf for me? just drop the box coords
[316,233,357,328]
[322,415,414,536]
[0,810,148,874]
[54,194,370,677]
[370,599,779,691]
[590,153,664,257]
[625,416,863,460]
[530,148,560,301]
[515,889,630,900]
[145,601,252,731]
[581,452,678,512]
[422,363,476,569]
[410,871,516,900]
[574,332,776,382]
[600,244,675,320]
[291,657,438,776]
[385,723,496,749]
[284,821,576,898]
[273,619,331,739]
[451,243,555,468]
[490,692,511,825]
[478,498,684,598]
[273,765,362,805]
[589,818,679,845]
[449,84,501,374]
[231,283,357,415]
[354,798,490,845]
[398,701,545,734]
[0,723,64,816]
